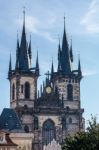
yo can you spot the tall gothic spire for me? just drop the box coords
[61,16,71,75]
[28,34,32,67]
[78,55,82,77]
[70,39,73,63]
[8,54,12,78]
[51,58,54,79]
[51,58,54,75]
[35,50,39,76]
[15,32,20,70]
[58,38,62,73]
[18,9,29,71]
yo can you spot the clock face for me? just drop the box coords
[46,86,52,94]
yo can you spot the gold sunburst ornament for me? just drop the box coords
[46,86,52,94]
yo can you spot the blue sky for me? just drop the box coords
[0,0,99,126]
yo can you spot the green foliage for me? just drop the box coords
[62,116,99,150]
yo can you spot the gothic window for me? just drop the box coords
[34,116,38,130]
[42,119,55,145]
[69,118,72,124]
[21,84,24,93]
[25,82,30,99]
[24,125,29,133]
[67,84,73,100]
[12,83,15,100]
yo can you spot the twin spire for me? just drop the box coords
[8,10,39,77]
[8,13,82,79]
[52,16,82,77]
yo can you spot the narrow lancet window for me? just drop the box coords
[67,84,73,100]
[25,82,30,98]
[12,83,15,100]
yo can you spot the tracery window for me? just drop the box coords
[25,82,30,98]
[67,84,73,100]
[42,119,55,145]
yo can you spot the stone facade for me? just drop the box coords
[7,12,85,150]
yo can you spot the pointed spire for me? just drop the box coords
[58,38,62,73]
[19,8,29,71]
[36,50,39,76]
[21,8,26,44]
[15,32,20,70]
[61,16,71,75]
[28,34,32,67]
[70,39,73,62]
[51,57,54,76]
[8,53,12,78]
[78,54,82,77]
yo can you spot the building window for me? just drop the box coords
[12,83,15,100]
[25,82,30,99]
[67,84,73,100]
[24,125,29,133]
[69,118,72,124]
[21,85,24,93]
[34,116,38,130]
[42,119,55,145]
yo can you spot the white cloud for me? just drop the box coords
[16,15,39,33]
[15,15,56,43]
[81,0,99,33]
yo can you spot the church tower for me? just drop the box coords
[51,17,82,110]
[8,11,39,132]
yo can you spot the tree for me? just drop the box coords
[62,116,99,150]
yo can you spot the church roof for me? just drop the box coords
[0,108,23,132]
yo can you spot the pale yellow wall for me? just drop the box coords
[10,133,34,150]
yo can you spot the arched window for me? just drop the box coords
[34,116,38,130]
[12,83,15,100]
[24,125,29,133]
[67,84,73,100]
[25,82,30,99]
[69,118,72,124]
[42,119,55,145]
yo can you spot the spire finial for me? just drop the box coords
[28,33,32,68]
[23,6,25,25]
[64,14,66,31]
[17,30,18,39]
[78,52,82,77]
[17,30,19,46]
[51,57,54,77]
[36,49,39,76]
[8,53,12,78]
[70,38,73,63]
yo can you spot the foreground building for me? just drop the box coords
[0,131,17,150]
[0,12,84,150]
